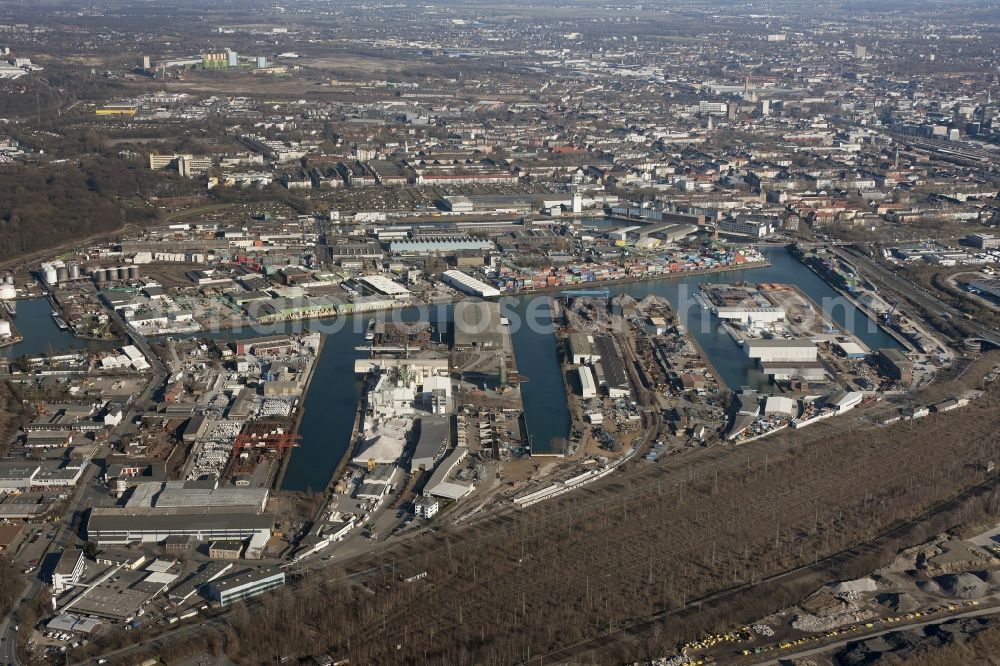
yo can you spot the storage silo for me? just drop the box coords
[56,266,70,283]
[128,265,140,281]
[114,267,126,281]
[2,275,12,285]
[41,264,58,285]
[68,263,81,280]
[0,319,10,337]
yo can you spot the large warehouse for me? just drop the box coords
[453,300,504,349]
[744,338,817,363]
[410,416,451,471]
[442,270,501,298]
[877,348,913,385]
[357,275,411,300]
[714,306,785,324]
[86,509,273,546]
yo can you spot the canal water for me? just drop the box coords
[7,248,903,487]
[1,298,114,359]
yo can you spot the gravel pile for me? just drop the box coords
[829,577,878,596]
[875,592,919,613]
[937,573,989,599]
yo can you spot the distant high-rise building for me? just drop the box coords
[760,99,770,116]
[203,52,228,69]
[139,55,151,69]
[981,99,994,129]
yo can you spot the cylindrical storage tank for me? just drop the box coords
[93,269,106,283]
[128,266,140,280]
[55,266,69,283]
[0,285,14,300]
[42,264,57,285]
[68,263,81,280]
[120,266,130,280]
[3,275,12,285]
[0,320,10,337]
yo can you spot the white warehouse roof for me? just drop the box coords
[358,275,410,297]
[442,270,501,298]
[764,396,797,416]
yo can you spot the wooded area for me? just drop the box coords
[0,159,162,261]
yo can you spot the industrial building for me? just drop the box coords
[389,237,493,255]
[357,275,411,300]
[208,541,244,560]
[965,233,1000,249]
[827,391,864,412]
[205,567,285,606]
[744,338,817,363]
[411,416,451,471]
[423,446,473,500]
[168,562,235,604]
[763,396,798,417]
[124,482,269,513]
[593,335,630,397]
[714,306,785,324]
[759,361,826,382]
[577,365,597,399]
[86,510,273,546]
[442,269,501,298]
[877,347,913,386]
[452,300,504,349]
[834,341,867,358]
[567,333,600,364]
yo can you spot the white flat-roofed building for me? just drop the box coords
[764,396,798,417]
[357,275,411,300]
[744,338,817,363]
[442,270,501,298]
[714,306,785,324]
[578,365,597,399]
